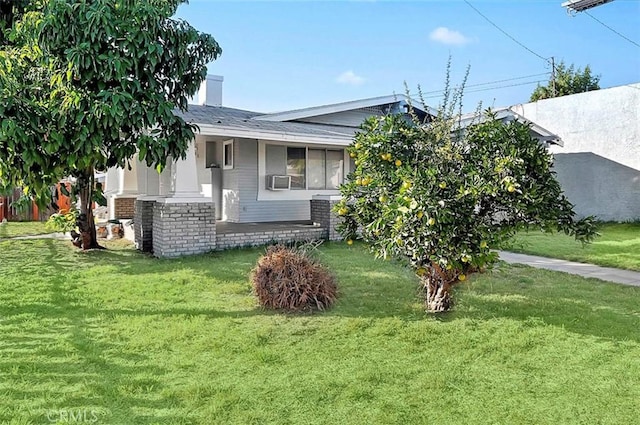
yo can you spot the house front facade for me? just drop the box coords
[105,75,561,257]
[182,96,436,223]
[106,75,435,226]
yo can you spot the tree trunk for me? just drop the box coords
[75,168,103,250]
[422,265,454,312]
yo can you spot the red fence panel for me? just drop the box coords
[0,185,70,222]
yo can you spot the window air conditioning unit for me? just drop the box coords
[267,175,291,191]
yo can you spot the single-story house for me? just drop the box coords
[105,75,562,257]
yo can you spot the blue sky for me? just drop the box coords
[176,0,640,113]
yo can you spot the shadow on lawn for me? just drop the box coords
[66,242,425,320]
[0,241,205,424]
[440,264,640,344]
[9,239,638,347]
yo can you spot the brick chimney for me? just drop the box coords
[198,75,223,106]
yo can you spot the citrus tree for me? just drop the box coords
[0,0,221,249]
[335,106,597,312]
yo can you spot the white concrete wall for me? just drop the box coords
[553,153,640,222]
[513,83,640,169]
[513,83,640,221]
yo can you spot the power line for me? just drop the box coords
[464,80,545,95]
[409,73,550,97]
[463,72,550,89]
[463,0,551,64]
[416,79,547,99]
[584,11,640,49]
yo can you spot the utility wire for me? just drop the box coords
[417,79,546,99]
[459,72,550,89]
[409,73,550,97]
[463,0,551,64]
[464,80,545,94]
[584,11,640,49]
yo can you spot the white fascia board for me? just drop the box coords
[529,126,563,147]
[196,124,353,146]
[254,94,434,122]
[447,109,563,146]
[504,110,563,146]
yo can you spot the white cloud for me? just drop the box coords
[429,27,472,46]
[336,70,365,86]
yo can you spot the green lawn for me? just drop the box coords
[510,222,640,271]
[0,221,51,239]
[0,239,638,424]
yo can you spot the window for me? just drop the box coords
[223,140,233,169]
[308,149,344,189]
[325,150,344,189]
[308,149,325,189]
[205,141,217,168]
[265,144,344,191]
[286,147,306,189]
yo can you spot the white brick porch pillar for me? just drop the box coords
[152,142,216,257]
[167,142,205,201]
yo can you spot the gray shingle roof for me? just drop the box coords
[176,105,357,139]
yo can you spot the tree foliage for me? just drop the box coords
[530,61,600,101]
[336,89,597,312]
[0,0,221,248]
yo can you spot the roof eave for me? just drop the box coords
[196,124,353,145]
[253,94,435,122]
[505,110,563,146]
[444,110,563,146]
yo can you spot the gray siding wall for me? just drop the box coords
[296,109,383,127]
[223,138,310,223]
[221,140,243,222]
[241,200,311,222]
[553,153,640,222]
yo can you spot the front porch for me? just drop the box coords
[134,195,341,258]
[216,220,327,250]
[108,133,344,257]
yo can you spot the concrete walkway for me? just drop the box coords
[499,251,640,287]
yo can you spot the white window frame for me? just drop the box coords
[307,148,344,190]
[257,140,350,201]
[223,139,234,170]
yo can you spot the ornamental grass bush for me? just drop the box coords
[251,243,337,312]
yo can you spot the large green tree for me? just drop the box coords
[0,0,221,248]
[336,98,597,312]
[530,61,600,101]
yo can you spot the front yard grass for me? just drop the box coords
[0,239,638,424]
[510,222,640,271]
[0,220,51,239]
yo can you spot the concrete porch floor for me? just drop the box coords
[216,220,322,235]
